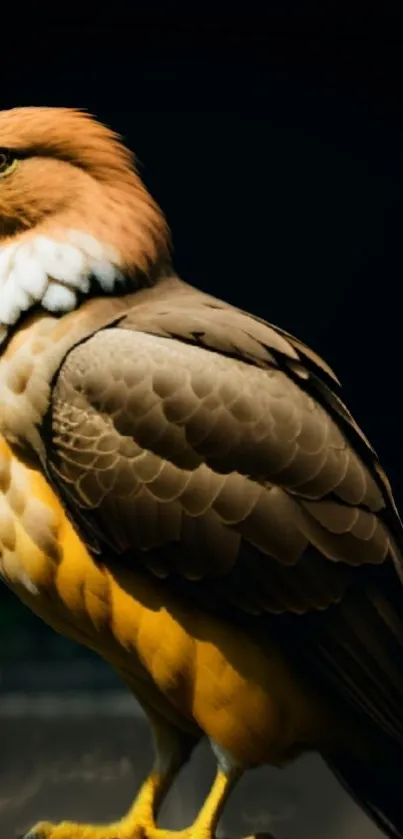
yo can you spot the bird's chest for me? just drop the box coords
[0,441,337,766]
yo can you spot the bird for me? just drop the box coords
[0,105,403,839]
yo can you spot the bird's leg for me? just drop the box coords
[169,759,276,839]
[21,715,197,839]
[162,742,275,839]
[180,764,241,839]
[156,744,243,839]
[116,714,196,838]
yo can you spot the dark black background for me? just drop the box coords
[0,7,403,659]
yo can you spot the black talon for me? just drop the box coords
[17,832,43,839]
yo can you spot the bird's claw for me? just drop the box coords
[16,821,145,839]
[17,824,113,839]
[17,827,56,839]
[16,818,278,839]
[17,831,45,839]
[17,832,45,839]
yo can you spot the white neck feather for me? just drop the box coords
[0,229,125,345]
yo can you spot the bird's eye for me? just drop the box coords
[0,149,18,178]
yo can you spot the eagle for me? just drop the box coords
[0,106,402,839]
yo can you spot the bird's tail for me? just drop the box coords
[326,748,403,839]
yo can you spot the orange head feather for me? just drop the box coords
[0,106,170,274]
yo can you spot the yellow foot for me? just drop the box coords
[20,822,131,839]
[21,822,166,839]
[21,822,277,839]
[20,826,210,839]
[20,768,172,839]
[23,822,256,839]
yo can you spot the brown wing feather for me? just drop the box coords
[44,280,403,744]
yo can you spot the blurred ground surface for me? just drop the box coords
[0,693,383,839]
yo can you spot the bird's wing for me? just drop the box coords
[42,278,403,744]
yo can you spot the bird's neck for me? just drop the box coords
[0,171,170,348]
[0,228,135,346]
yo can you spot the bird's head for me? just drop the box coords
[0,106,170,345]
